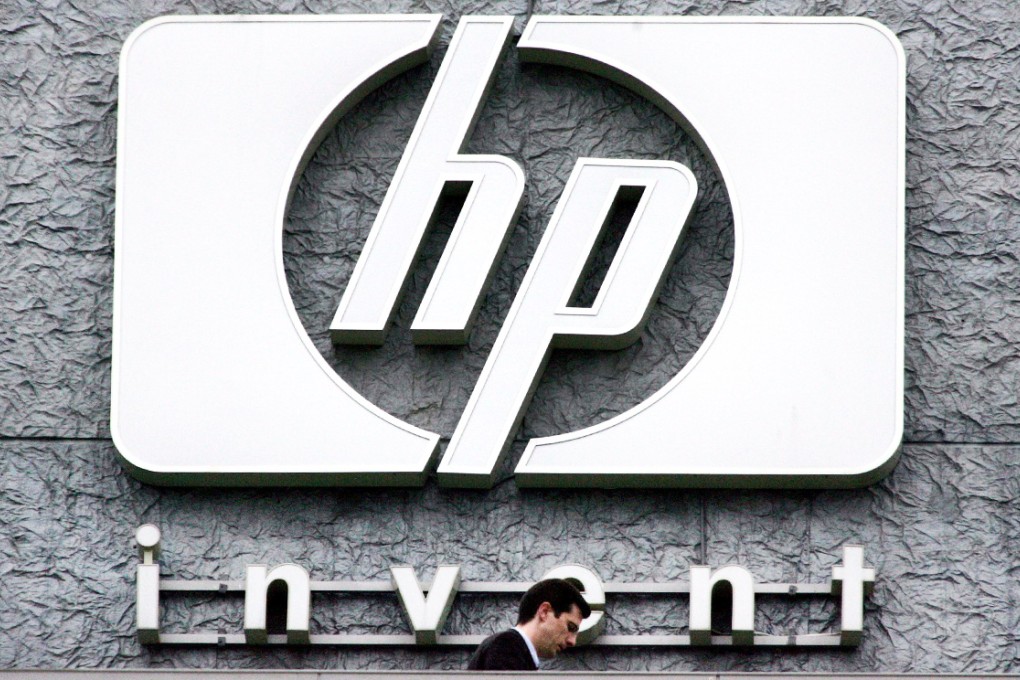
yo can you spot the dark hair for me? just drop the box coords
[517,578,592,624]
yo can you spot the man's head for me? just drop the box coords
[516,578,591,659]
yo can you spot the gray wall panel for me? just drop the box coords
[0,4,120,437]
[1,443,1017,671]
[2,0,1017,439]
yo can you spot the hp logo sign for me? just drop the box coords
[113,15,903,488]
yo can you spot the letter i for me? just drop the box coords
[135,524,162,643]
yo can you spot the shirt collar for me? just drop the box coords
[513,626,541,668]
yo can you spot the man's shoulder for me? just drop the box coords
[473,629,529,659]
[467,629,536,671]
[487,629,526,646]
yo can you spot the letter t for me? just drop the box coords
[830,545,874,645]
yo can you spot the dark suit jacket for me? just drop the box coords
[467,629,537,671]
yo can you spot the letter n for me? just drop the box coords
[244,564,312,644]
[689,565,756,645]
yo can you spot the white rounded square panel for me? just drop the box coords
[112,16,903,488]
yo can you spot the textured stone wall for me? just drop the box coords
[1,0,1018,673]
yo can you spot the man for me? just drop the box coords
[467,578,591,671]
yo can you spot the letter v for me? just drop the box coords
[390,565,462,644]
